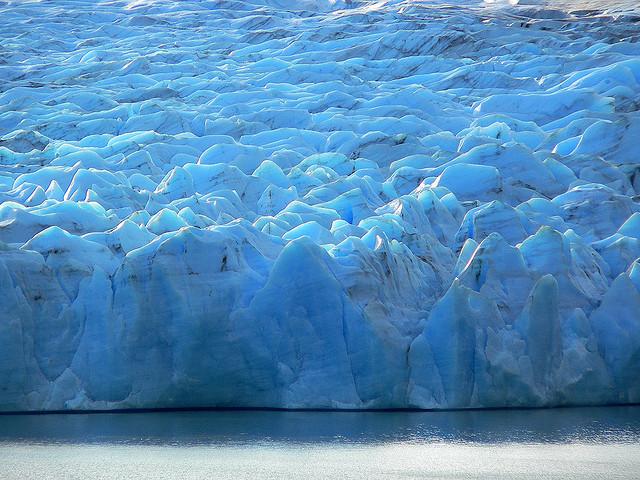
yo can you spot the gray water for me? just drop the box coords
[0,407,639,479]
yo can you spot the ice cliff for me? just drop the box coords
[1,0,639,411]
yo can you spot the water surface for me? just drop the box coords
[1,407,639,479]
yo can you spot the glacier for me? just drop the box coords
[0,0,640,411]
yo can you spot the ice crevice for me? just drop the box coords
[0,0,639,410]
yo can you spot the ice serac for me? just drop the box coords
[231,237,407,408]
[0,0,639,411]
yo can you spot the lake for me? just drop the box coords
[0,407,639,479]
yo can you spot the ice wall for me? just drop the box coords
[0,0,639,410]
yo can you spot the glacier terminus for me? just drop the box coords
[1,0,640,411]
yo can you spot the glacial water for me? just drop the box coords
[0,407,639,479]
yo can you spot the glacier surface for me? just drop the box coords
[1,0,640,411]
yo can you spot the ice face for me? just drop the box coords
[0,0,639,411]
